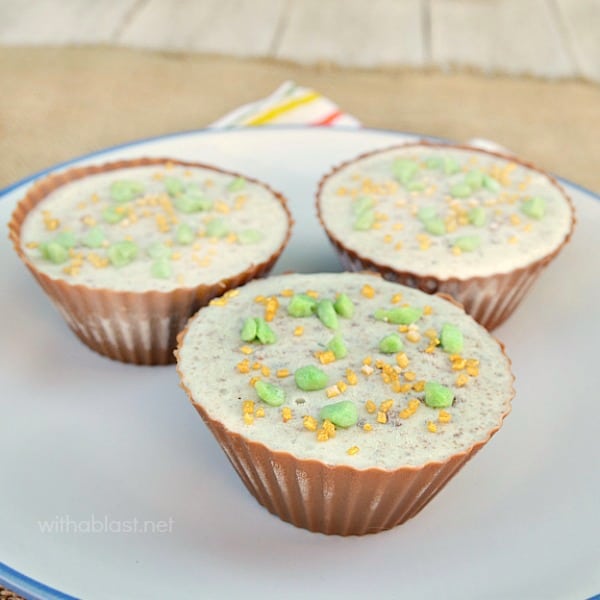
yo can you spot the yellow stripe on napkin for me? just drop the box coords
[243,91,321,126]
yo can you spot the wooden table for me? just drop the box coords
[0,0,598,81]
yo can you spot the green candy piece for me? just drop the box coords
[107,240,138,267]
[465,170,485,190]
[425,156,443,169]
[443,157,461,175]
[316,299,339,330]
[238,229,263,245]
[333,293,354,318]
[521,196,546,220]
[354,196,374,215]
[376,306,423,325]
[483,175,501,192]
[176,223,195,245]
[424,381,454,408]
[228,177,246,192]
[327,334,348,359]
[468,206,487,227]
[319,400,358,428]
[205,218,229,238]
[288,294,317,317]
[424,218,446,236]
[54,231,76,249]
[102,206,126,224]
[174,195,212,213]
[450,182,472,198]
[110,180,144,203]
[353,210,375,231]
[393,159,419,184]
[390,306,423,324]
[147,242,172,260]
[379,333,404,354]
[454,235,481,252]
[407,180,426,192]
[417,206,438,222]
[41,241,69,264]
[255,318,276,344]
[151,258,172,279]
[165,177,185,197]
[255,381,285,407]
[240,317,257,342]
[83,227,105,248]
[295,365,329,391]
[440,323,464,353]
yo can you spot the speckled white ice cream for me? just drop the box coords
[21,164,289,291]
[177,273,513,469]
[319,145,573,279]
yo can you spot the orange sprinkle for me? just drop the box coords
[317,350,336,365]
[316,429,329,442]
[361,284,376,299]
[346,369,358,385]
[412,380,425,392]
[326,385,341,399]
[322,419,336,437]
[237,359,250,374]
[456,373,470,387]
[396,353,409,369]
[438,410,452,423]
[408,399,420,411]
[406,330,421,343]
[379,399,394,413]
[303,415,318,431]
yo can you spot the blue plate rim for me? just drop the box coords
[1,124,597,600]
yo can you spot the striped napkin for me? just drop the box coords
[210,81,361,128]
[210,81,509,156]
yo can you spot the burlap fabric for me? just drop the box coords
[0,46,598,192]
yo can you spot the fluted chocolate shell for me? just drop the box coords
[316,142,576,330]
[175,307,514,536]
[8,158,292,365]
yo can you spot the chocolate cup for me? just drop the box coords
[316,141,576,330]
[176,315,514,536]
[8,158,293,365]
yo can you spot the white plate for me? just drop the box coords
[1,127,598,600]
